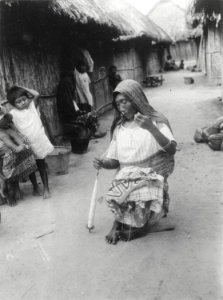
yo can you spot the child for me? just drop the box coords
[0,109,37,205]
[108,65,122,91]
[74,60,94,113]
[7,85,54,199]
[0,112,26,153]
[74,60,106,138]
[179,59,184,70]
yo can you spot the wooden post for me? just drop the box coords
[220,21,223,98]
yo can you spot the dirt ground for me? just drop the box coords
[0,70,223,300]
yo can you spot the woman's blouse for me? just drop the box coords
[106,121,175,165]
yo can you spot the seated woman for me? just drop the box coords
[0,111,37,206]
[164,55,179,71]
[93,79,176,244]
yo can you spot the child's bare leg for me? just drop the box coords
[14,180,23,200]
[29,172,41,196]
[6,181,17,206]
[0,176,6,199]
[36,159,50,199]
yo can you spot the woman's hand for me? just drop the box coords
[93,158,104,170]
[134,113,155,131]
[15,144,26,153]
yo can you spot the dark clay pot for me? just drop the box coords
[70,138,90,154]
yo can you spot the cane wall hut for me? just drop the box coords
[148,0,201,64]
[189,0,223,87]
[0,0,170,144]
[106,0,171,80]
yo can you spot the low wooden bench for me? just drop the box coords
[142,74,164,87]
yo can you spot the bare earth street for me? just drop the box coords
[0,70,223,300]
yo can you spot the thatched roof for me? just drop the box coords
[2,0,171,43]
[148,0,202,42]
[187,0,222,29]
[50,0,171,42]
[193,0,222,14]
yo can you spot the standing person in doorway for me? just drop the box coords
[108,65,122,91]
[57,70,98,153]
[7,86,54,199]
[74,60,106,138]
[74,59,93,113]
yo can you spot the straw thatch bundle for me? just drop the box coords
[187,0,222,29]
[0,0,172,98]
[50,0,171,42]
[0,0,172,96]
[148,0,202,42]
[193,0,222,14]
[2,0,171,42]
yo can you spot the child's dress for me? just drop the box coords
[74,69,93,107]
[10,102,54,159]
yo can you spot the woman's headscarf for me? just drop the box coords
[111,79,171,136]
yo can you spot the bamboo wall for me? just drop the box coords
[166,40,198,63]
[146,50,161,75]
[112,42,145,82]
[0,46,60,100]
[198,23,222,85]
[221,22,223,98]
[206,24,221,84]
[0,43,65,144]
[197,33,206,73]
[0,41,113,144]
[92,76,112,109]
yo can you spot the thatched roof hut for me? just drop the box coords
[148,0,201,42]
[1,0,170,43]
[95,0,171,43]
[0,0,171,93]
[0,0,172,143]
[50,0,171,42]
[193,0,222,14]
[188,0,222,28]
[188,0,222,88]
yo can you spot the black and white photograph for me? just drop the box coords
[0,0,222,299]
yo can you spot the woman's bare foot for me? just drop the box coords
[43,189,51,199]
[148,223,175,233]
[7,198,17,207]
[118,224,148,242]
[105,221,121,245]
[32,187,42,197]
[118,222,175,242]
